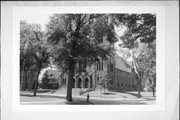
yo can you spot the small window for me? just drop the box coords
[110,63,114,71]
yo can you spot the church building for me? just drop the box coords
[59,36,138,91]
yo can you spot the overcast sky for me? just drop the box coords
[21,14,53,31]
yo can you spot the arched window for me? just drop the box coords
[101,61,103,70]
[126,77,128,87]
[90,79,93,88]
[84,78,89,88]
[121,77,124,87]
[99,62,101,71]
[117,75,120,87]
[77,78,82,88]
[108,62,114,71]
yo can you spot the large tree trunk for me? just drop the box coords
[152,81,156,97]
[21,70,29,90]
[33,80,38,96]
[137,85,141,98]
[21,71,25,90]
[152,87,155,97]
[137,78,141,98]
[66,60,75,102]
[33,71,40,96]
[152,77,156,97]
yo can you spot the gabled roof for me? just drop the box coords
[114,54,131,73]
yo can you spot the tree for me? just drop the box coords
[40,71,59,89]
[132,54,144,98]
[113,14,156,98]
[112,14,156,45]
[138,41,156,97]
[31,45,49,96]
[20,21,49,96]
[20,20,40,90]
[46,14,117,102]
[40,71,49,89]
[98,75,112,93]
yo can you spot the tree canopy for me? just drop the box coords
[46,14,117,69]
[45,14,118,101]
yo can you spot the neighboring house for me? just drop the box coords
[38,65,60,84]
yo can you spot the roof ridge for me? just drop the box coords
[114,54,132,68]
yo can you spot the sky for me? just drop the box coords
[21,14,53,31]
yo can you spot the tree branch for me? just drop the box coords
[80,14,95,28]
[33,31,40,41]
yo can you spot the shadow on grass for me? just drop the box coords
[20,89,57,93]
[102,92,116,95]
[66,100,94,105]
[123,92,156,100]
[123,92,139,97]
[20,94,65,99]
